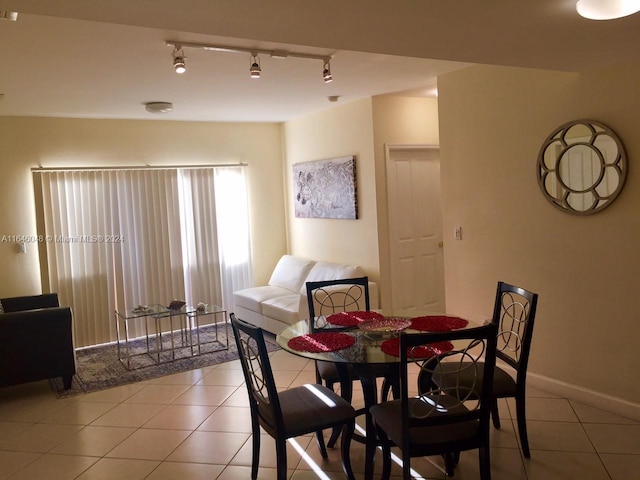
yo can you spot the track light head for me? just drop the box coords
[323,59,333,83]
[172,45,186,74]
[174,56,186,74]
[250,62,261,78]
[250,54,261,79]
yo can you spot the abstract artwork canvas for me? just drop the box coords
[293,156,358,219]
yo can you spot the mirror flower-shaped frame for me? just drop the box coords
[537,119,627,215]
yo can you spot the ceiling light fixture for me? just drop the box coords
[172,44,186,74]
[250,53,261,79]
[323,59,333,83]
[145,102,173,114]
[166,40,334,82]
[576,0,640,20]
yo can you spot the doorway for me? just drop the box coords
[385,145,445,312]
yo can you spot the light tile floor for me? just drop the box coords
[1,348,638,479]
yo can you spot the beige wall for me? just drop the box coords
[282,99,381,280]
[0,117,287,296]
[4,71,637,412]
[438,63,640,407]
[371,96,440,308]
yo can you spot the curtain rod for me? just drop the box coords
[32,163,247,173]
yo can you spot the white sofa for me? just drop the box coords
[233,255,378,334]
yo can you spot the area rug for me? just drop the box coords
[51,323,279,397]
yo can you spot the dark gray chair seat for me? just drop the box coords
[264,384,356,438]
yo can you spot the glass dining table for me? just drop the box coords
[276,310,476,480]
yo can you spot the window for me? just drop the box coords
[34,166,253,348]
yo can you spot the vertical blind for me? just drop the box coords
[35,166,253,348]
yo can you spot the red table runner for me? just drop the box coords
[326,310,384,327]
[410,315,468,332]
[288,332,356,353]
[380,338,454,359]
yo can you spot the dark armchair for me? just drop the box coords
[0,293,76,390]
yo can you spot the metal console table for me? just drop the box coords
[115,304,169,370]
[185,304,229,355]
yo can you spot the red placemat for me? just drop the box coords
[288,332,356,353]
[380,338,454,359]
[410,315,469,332]
[326,311,384,327]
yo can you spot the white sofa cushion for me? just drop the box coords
[232,255,376,334]
[300,261,365,293]
[268,255,316,293]
[261,294,302,326]
[233,285,294,312]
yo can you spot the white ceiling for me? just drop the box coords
[1,0,639,122]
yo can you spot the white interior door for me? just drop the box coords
[386,146,445,312]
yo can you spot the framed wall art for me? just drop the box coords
[293,155,358,219]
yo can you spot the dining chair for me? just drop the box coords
[430,281,539,458]
[307,277,369,438]
[229,313,357,480]
[306,276,370,385]
[306,277,398,443]
[370,324,498,480]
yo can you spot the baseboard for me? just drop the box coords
[527,372,640,421]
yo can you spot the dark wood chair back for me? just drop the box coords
[230,313,283,437]
[306,276,370,332]
[371,324,498,479]
[492,281,539,382]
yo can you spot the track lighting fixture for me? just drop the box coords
[323,59,333,83]
[166,40,335,82]
[172,45,186,74]
[250,54,261,79]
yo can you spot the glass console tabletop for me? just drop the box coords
[115,303,228,369]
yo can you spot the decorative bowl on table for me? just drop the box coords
[196,302,208,312]
[168,300,186,311]
[358,317,412,335]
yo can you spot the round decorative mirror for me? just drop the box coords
[537,119,627,215]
